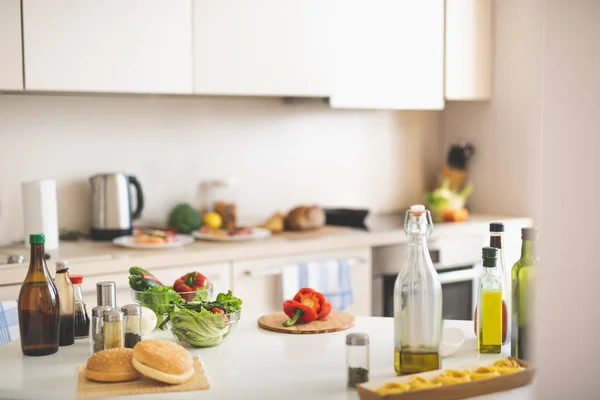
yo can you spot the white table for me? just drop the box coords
[0,318,533,400]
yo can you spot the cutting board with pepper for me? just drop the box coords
[257,311,355,334]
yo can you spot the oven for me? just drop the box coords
[372,235,485,321]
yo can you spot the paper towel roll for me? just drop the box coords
[22,179,59,251]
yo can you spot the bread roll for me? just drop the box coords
[85,348,140,383]
[285,206,325,231]
[132,339,194,385]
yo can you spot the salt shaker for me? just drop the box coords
[103,310,124,350]
[121,304,142,348]
[346,332,370,389]
[96,281,116,308]
[91,305,113,353]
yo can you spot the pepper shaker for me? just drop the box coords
[91,305,113,353]
[121,304,142,348]
[96,281,116,308]
[103,310,124,350]
[346,332,370,389]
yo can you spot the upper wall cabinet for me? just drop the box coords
[330,0,445,110]
[0,0,24,90]
[193,0,332,97]
[22,0,193,94]
[445,0,492,100]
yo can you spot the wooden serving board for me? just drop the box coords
[257,311,355,334]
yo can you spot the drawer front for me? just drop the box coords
[0,285,20,302]
[232,248,372,317]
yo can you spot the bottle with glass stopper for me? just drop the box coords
[394,205,443,375]
[477,247,503,354]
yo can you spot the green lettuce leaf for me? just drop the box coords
[169,307,230,347]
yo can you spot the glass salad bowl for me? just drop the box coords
[167,310,241,348]
[130,284,213,328]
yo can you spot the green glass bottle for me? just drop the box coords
[511,228,539,360]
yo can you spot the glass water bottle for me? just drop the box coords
[477,247,503,354]
[394,205,443,375]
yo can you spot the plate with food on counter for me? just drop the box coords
[113,229,194,249]
[192,212,272,242]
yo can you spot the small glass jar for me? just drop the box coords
[103,310,124,350]
[346,333,370,389]
[207,178,237,230]
[91,305,113,353]
[121,304,142,348]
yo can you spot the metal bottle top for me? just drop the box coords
[96,281,116,308]
[104,310,124,323]
[346,332,370,346]
[92,305,114,318]
[121,304,141,316]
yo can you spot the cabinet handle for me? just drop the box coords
[243,257,368,278]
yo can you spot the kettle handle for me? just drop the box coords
[128,176,144,220]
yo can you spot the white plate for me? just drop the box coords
[193,227,272,242]
[112,234,194,249]
[440,326,466,357]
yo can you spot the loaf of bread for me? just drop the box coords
[285,206,325,231]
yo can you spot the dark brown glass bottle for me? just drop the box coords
[17,234,60,356]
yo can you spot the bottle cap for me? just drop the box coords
[29,234,45,244]
[55,260,69,272]
[70,274,84,284]
[121,304,141,316]
[482,246,498,268]
[346,332,369,346]
[104,310,124,323]
[522,228,539,240]
[92,305,113,318]
[96,281,117,308]
[489,223,504,232]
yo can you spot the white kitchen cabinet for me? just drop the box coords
[0,0,23,90]
[22,0,193,94]
[445,0,492,100]
[232,248,372,317]
[193,0,332,97]
[0,284,19,302]
[77,263,231,308]
[330,0,445,110]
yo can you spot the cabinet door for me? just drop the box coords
[232,248,372,317]
[193,0,332,96]
[445,0,492,100]
[330,0,445,110]
[78,263,231,307]
[0,0,23,90]
[22,0,193,93]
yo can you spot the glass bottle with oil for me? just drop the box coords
[478,246,503,354]
[394,205,443,375]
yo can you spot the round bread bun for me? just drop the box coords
[132,339,194,385]
[85,348,140,382]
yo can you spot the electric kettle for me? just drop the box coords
[89,172,144,241]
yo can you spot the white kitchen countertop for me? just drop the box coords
[0,318,533,400]
[0,214,531,286]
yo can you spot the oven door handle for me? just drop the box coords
[437,268,477,284]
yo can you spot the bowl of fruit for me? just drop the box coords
[129,267,213,328]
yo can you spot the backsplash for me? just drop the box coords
[0,94,440,244]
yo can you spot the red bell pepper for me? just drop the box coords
[282,300,318,327]
[173,272,209,301]
[293,287,332,319]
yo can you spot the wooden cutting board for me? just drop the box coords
[257,311,355,334]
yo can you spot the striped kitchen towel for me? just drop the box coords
[281,259,354,311]
[0,300,19,346]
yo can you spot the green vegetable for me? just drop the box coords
[169,307,232,347]
[425,179,474,218]
[136,286,184,328]
[167,203,201,234]
[128,266,164,291]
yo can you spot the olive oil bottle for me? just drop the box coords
[394,205,443,375]
[477,247,503,354]
[17,234,60,356]
[511,228,538,361]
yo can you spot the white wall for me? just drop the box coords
[0,95,440,244]
[536,0,600,398]
[441,0,544,221]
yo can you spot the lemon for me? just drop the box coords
[203,212,222,229]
